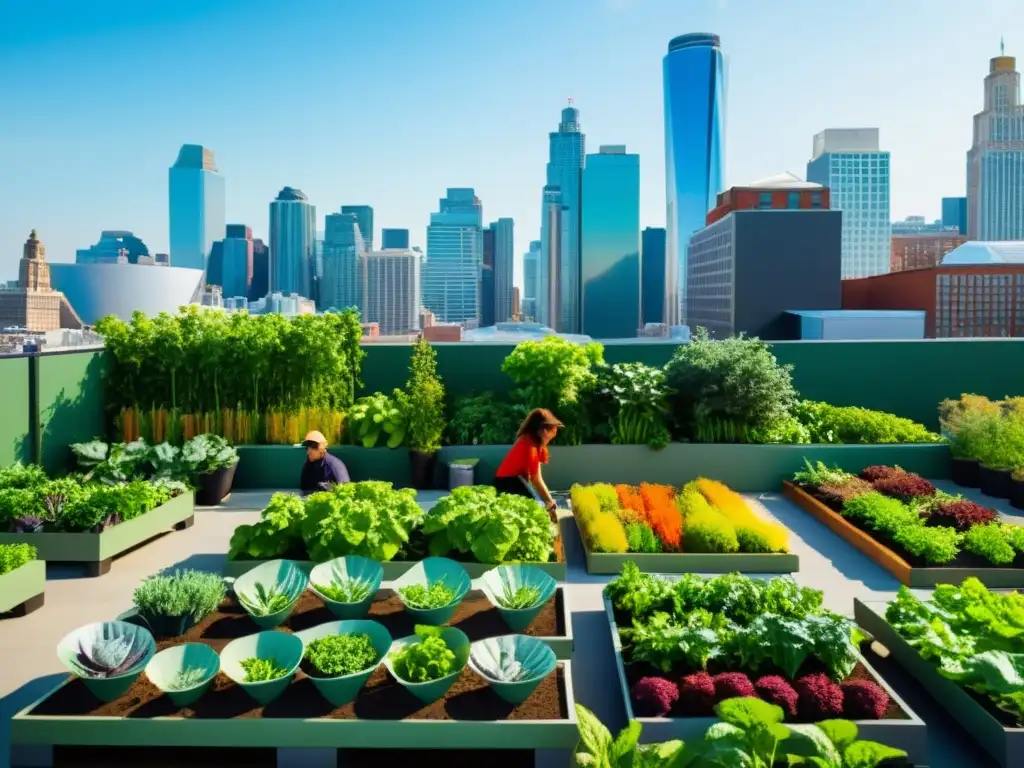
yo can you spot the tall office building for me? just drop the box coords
[320,212,366,311]
[363,249,421,335]
[381,228,410,249]
[641,227,667,325]
[422,188,483,324]
[341,206,374,251]
[942,197,968,234]
[491,218,514,323]
[481,227,496,327]
[168,144,226,275]
[663,34,727,326]
[967,44,1024,240]
[221,225,254,299]
[580,146,641,339]
[807,128,891,278]
[250,238,269,300]
[76,231,150,265]
[269,187,316,298]
[541,102,585,332]
[522,240,541,321]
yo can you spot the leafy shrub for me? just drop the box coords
[625,522,662,553]
[962,522,1016,565]
[0,463,47,491]
[872,473,936,502]
[404,337,446,454]
[590,363,673,449]
[446,392,522,445]
[755,675,799,717]
[859,465,902,482]
[794,401,939,444]
[180,433,239,476]
[695,478,788,553]
[939,394,1001,460]
[304,633,378,678]
[713,671,755,702]
[347,391,407,449]
[929,500,997,531]
[0,543,36,575]
[795,672,844,720]
[892,524,960,565]
[840,680,890,720]
[132,569,226,623]
[631,676,679,716]
[677,671,716,715]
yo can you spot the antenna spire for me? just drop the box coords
[1001,36,1005,56]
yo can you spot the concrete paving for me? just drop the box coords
[2,483,1018,767]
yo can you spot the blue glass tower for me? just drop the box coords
[580,146,641,339]
[641,227,666,325]
[941,197,967,234]
[168,144,226,275]
[422,188,483,324]
[341,206,374,251]
[663,34,726,326]
[269,187,316,298]
[381,228,410,249]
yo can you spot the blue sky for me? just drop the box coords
[1,0,1020,286]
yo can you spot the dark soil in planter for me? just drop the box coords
[949,457,980,488]
[978,465,1013,499]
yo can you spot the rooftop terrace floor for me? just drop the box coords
[1,482,1015,767]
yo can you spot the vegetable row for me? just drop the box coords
[573,479,789,555]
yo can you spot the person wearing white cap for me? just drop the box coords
[298,430,351,495]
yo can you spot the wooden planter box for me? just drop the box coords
[224,557,567,583]
[855,598,1024,767]
[0,559,45,616]
[573,516,799,575]
[604,594,928,764]
[783,482,1024,588]
[0,492,195,577]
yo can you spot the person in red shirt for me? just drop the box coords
[494,408,563,522]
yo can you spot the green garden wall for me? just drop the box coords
[36,351,108,473]
[0,356,31,467]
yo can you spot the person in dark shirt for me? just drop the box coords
[299,430,350,495]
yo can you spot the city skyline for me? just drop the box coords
[2,0,1022,287]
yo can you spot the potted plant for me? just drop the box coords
[939,394,998,487]
[1011,467,1024,511]
[974,403,1024,499]
[181,433,239,505]
[404,336,446,489]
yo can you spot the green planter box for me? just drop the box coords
[0,559,45,616]
[10,662,579,750]
[0,493,195,577]
[223,557,567,582]
[606,594,927,763]
[855,598,1024,767]
[232,443,950,492]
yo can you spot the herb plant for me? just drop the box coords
[495,583,543,610]
[0,543,37,576]
[389,625,458,683]
[399,580,457,610]
[404,336,446,454]
[166,667,211,691]
[237,582,294,616]
[240,656,291,683]
[132,569,226,623]
[315,577,375,603]
[71,635,149,678]
[304,633,378,677]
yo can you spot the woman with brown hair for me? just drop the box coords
[494,408,563,521]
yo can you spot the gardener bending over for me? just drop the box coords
[299,430,350,495]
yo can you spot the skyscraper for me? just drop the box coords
[381,228,410,249]
[363,249,421,335]
[481,226,496,327]
[221,225,254,299]
[491,218,514,323]
[341,206,374,251]
[422,188,483,324]
[807,128,891,278]
[967,44,1024,240]
[320,212,366,312]
[941,197,968,235]
[168,144,226,275]
[580,146,641,339]
[641,227,667,325]
[269,187,316,298]
[249,238,270,301]
[663,34,727,326]
[541,103,585,332]
[522,240,541,321]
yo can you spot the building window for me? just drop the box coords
[810,192,822,208]
[758,192,772,208]
[787,192,800,209]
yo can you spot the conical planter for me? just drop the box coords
[468,634,556,705]
[233,559,308,629]
[138,612,197,640]
[476,564,557,632]
[195,461,238,506]
[384,626,470,703]
[409,450,438,490]
[146,643,220,707]
[221,631,302,705]
[308,556,383,619]
[295,619,392,706]
[393,557,471,625]
[57,620,156,702]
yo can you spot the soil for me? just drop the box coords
[30,591,569,722]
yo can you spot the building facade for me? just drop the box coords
[706,173,829,223]
[381,228,409,249]
[76,231,150,265]
[890,233,967,272]
[221,224,254,299]
[250,239,269,301]
[481,226,495,327]
[341,206,374,251]
[663,33,727,326]
[641,227,666,326]
[422,188,483,324]
[806,128,891,278]
[967,47,1024,240]
[522,239,541,321]
[942,196,968,234]
[491,217,514,324]
[320,212,366,312]
[363,249,421,335]
[539,185,563,327]
[0,230,82,332]
[168,144,225,274]
[269,187,316,299]
[580,146,641,339]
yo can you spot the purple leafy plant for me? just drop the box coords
[9,515,45,533]
[71,635,148,678]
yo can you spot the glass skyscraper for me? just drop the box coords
[941,197,967,234]
[641,227,666,325]
[522,240,541,321]
[221,224,253,299]
[663,34,726,326]
[341,206,374,251]
[269,187,316,298]
[422,188,483,324]
[967,48,1024,240]
[806,128,891,278]
[381,228,410,249]
[168,144,225,274]
[320,212,366,312]
[580,146,640,339]
[491,218,515,324]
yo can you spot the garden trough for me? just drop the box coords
[0,558,46,616]
[854,598,1024,767]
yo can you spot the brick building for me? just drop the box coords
[890,233,968,272]
[705,174,830,225]
[843,241,1024,337]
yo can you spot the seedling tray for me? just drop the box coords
[0,492,195,577]
[573,515,799,575]
[855,598,1024,767]
[0,559,45,616]
[604,593,928,764]
[784,482,1024,588]
[224,557,567,582]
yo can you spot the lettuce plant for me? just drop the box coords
[304,633,377,678]
[389,625,457,683]
[399,580,457,610]
[240,656,290,683]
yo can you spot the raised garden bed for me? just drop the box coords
[0,558,45,616]
[784,481,1024,588]
[224,556,567,583]
[855,597,1024,767]
[0,492,195,577]
[12,589,578,750]
[601,567,927,764]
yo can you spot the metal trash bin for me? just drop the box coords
[448,459,478,489]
